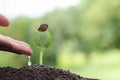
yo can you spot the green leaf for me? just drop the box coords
[34,29,52,49]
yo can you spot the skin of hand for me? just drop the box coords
[0,14,32,56]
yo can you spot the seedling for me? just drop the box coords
[34,24,52,64]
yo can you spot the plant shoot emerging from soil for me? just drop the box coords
[34,24,52,64]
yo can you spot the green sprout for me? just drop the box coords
[34,24,52,64]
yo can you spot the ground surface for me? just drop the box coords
[0,64,98,80]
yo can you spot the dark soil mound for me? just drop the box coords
[0,64,98,80]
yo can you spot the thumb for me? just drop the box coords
[0,14,10,27]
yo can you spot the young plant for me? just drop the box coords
[34,24,52,64]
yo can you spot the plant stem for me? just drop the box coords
[39,48,44,65]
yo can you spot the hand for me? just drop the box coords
[0,14,32,56]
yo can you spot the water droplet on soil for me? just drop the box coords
[28,56,32,66]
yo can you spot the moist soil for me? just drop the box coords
[0,64,99,80]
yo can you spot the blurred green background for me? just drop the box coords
[0,0,120,80]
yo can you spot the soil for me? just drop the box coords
[0,64,99,80]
